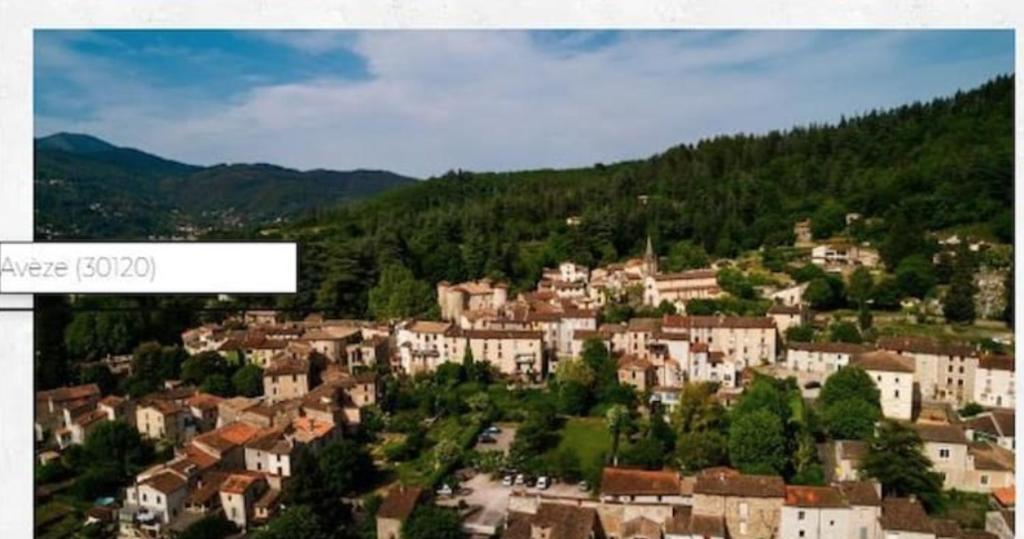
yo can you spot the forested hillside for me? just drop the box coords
[34,133,416,238]
[271,75,1013,318]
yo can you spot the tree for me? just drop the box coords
[805,276,844,310]
[621,435,665,470]
[200,374,234,397]
[791,263,827,284]
[944,249,978,324]
[72,464,124,501]
[670,384,730,472]
[552,448,582,482]
[65,308,141,361]
[1003,264,1013,326]
[433,439,462,472]
[605,404,631,465]
[811,201,847,239]
[895,255,937,299]
[664,240,710,272]
[675,430,728,472]
[671,383,726,432]
[958,402,984,418]
[368,264,434,320]
[857,304,873,331]
[871,277,903,310]
[822,398,880,440]
[319,440,376,498]
[555,357,595,388]
[127,342,186,397]
[880,210,932,269]
[180,351,232,386]
[178,515,239,539]
[848,267,874,306]
[728,409,787,474]
[253,505,328,539]
[79,364,116,395]
[732,377,792,426]
[402,506,462,539]
[581,339,618,399]
[82,421,153,479]
[819,367,880,409]
[861,420,944,511]
[785,325,815,343]
[231,364,264,397]
[829,321,863,344]
[557,381,591,416]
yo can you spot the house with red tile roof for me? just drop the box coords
[377,485,423,539]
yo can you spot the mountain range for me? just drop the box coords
[34,133,416,238]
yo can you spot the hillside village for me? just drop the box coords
[34,225,1016,539]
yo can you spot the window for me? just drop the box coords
[894,390,900,398]
[980,474,989,485]
[740,522,748,535]
[739,502,749,519]
[799,531,805,538]
[939,448,950,459]
[798,511,805,521]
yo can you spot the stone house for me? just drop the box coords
[972,354,1015,409]
[850,351,914,421]
[878,336,979,406]
[691,469,785,539]
[786,342,874,376]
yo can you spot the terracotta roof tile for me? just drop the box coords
[880,498,933,534]
[851,350,914,373]
[377,486,422,520]
[693,470,785,498]
[600,467,681,497]
[785,485,848,508]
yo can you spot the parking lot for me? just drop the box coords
[435,471,592,535]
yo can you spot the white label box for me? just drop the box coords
[0,242,297,294]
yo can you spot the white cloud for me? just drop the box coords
[35,31,1012,178]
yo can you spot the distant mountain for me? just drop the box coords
[33,133,417,238]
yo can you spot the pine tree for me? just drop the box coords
[944,249,978,324]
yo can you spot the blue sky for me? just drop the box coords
[35,30,1013,178]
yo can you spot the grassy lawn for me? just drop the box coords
[938,490,990,530]
[549,417,612,481]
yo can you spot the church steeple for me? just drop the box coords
[644,235,658,276]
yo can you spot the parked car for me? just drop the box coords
[514,474,526,485]
[502,475,514,487]
[525,476,537,487]
[577,480,589,492]
[477,434,496,444]
[436,484,453,497]
[537,476,550,490]
[485,425,502,434]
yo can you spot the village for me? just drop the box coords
[34,225,1015,539]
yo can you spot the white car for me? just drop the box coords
[436,484,453,497]
[537,476,550,490]
[514,474,526,485]
[501,475,514,487]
